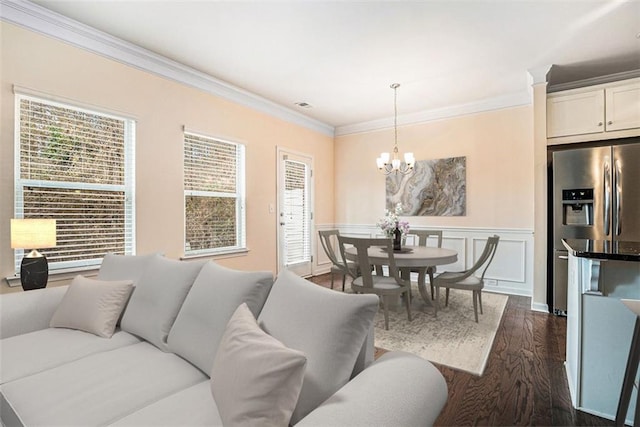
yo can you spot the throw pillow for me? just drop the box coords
[167,262,273,374]
[257,270,379,424]
[210,303,306,427]
[97,252,161,284]
[120,256,206,351]
[49,275,133,338]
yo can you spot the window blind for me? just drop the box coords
[184,132,245,255]
[15,95,135,272]
[283,159,310,266]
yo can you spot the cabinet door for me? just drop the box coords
[547,90,605,138]
[605,81,640,132]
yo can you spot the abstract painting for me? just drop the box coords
[386,156,466,216]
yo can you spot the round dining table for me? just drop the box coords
[344,245,458,305]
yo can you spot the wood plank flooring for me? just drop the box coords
[308,273,615,426]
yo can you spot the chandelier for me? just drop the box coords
[376,83,415,175]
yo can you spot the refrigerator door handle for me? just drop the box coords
[604,160,611,236]
[615,159,622,236]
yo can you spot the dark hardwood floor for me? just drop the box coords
[309,273,614,426]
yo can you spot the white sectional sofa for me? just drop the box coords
[0,253,448,426]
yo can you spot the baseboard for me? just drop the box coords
[531,301,549,313]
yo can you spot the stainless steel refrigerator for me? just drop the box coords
[551,139,640,314]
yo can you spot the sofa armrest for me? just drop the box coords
[296,351,447,427]
[0,286,68,339]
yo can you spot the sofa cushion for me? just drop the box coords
[0,341,207,426]
[257,270,379,424]
[167,262,273,373]
[0,328,140,385]
[121,257,206,351]
[97,252,161,283]
[211,303,307,426]
[108,381,221,426]
[49,275,133,338]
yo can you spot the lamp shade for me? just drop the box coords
[10,219,57,249]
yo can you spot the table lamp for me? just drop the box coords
[10,219,57,291]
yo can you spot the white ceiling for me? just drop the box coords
[25,1,640,130]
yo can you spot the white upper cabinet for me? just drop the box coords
[547,90,605,138]
[547,78,640,142]
[605,81,640,132]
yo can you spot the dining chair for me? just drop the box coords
[337,235,412,330]
[318,230,350,291]
[432,235,499,322]
[404,229,443,300]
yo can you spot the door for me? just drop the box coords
[613,143,640,242]
[277,148,313,276]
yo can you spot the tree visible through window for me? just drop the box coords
[15,94,135,272]
[184,132,246,255]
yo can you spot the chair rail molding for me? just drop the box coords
[321,224,535,305]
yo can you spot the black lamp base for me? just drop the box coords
[20,255,49,291]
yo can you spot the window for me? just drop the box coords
[183,131,246,255]
[15,94,135,272]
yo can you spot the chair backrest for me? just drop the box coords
[404,229,443,248]
[337,235,403,288]
[318,230,343,269]
[469,235,500,280]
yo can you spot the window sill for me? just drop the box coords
[181,248,249,261]
[5,265,100,288]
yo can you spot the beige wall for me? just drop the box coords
[0,22,334,281]
[334,106,535,230]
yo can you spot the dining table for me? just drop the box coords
[344,245,458,305]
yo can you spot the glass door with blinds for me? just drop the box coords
[277,149,313,277]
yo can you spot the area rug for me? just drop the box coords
[372,286,508,376]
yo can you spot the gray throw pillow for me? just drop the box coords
[97,252,162,284]
[168,262,273,374]
[211,303,306,426]
[257,270,379,424]
[50,275,133,338]
[120,256,206,350]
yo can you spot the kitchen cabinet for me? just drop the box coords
[547,78,640,141]
[563,239,640,425]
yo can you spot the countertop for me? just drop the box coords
[562,238,640,262]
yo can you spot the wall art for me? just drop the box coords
[386,156,466,216]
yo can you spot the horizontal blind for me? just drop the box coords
[184,132,245,254]
[284,159,310,265]
[15,94,134,271]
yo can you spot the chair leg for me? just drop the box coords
[616,317,640,426]
[404,290,412,322]
[434,286,439,318]
[330,272,335,289]
[472,291,479,323]
[445,288,450,307]
[479,290,483,315]
[382,296,390,330]
[341,274,346,292]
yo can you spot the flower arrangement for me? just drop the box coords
[377,202,410,237]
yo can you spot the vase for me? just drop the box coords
[393,222,402,251]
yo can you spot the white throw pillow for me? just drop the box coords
[168,262,273,374]
[120,256,206,351]
[49,275,133,338]
[97,252,161,284]
[211,303,307,427]
[257,270,379,424]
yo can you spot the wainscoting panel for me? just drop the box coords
[314,224,534,298]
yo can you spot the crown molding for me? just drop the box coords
[335,90,532,136]
[0,0,335,137]
[548,69,640,93]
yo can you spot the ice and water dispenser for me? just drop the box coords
[562,188,594,226]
